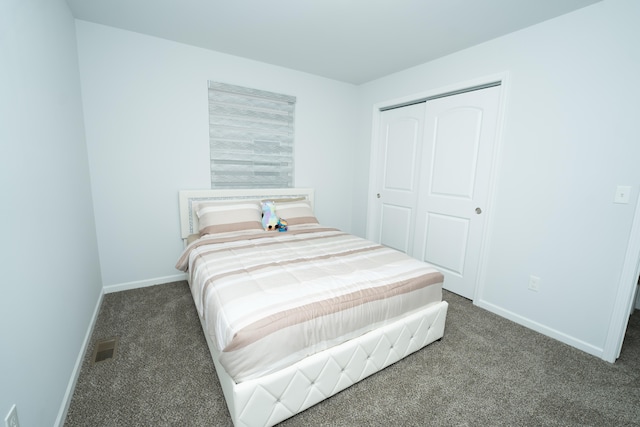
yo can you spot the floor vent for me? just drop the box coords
[92,337,118,364]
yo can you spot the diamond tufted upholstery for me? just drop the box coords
[206,301,448,427]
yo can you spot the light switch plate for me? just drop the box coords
[614,185,631,204]
[4,404,19,427]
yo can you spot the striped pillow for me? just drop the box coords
[275,200,318,226]
[195,201,263,235]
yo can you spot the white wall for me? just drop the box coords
[75,22,359,289]
[0,1,103,426]
[355,0,640,357]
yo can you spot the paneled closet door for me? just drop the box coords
[371,103,426,255]
[413,86,501,299]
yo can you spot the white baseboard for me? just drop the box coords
[55,274,188,425]
[54,289,104,427]
[475,298,604,360]
[103,273,188,294]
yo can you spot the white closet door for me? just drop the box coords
[413,86,501,299]
[371,103,426,255]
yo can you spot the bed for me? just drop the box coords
[176,188,448,427]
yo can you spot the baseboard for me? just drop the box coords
[54,289,104,427]
[103,273,188,294]
[475,298,604,360]
[55,274,188,425]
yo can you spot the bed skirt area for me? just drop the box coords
[200,300,448,427]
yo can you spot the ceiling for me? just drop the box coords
[66,0,601,85]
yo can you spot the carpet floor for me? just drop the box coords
[64,281,640,426]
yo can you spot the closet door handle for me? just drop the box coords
[475,207,482,214]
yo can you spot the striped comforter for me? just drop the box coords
[176,224,443,382]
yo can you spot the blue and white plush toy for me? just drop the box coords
[261,201,289,232]
[261,201,280,231]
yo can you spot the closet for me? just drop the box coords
[369,84,502,300]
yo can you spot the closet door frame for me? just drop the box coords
[366,72,509,303]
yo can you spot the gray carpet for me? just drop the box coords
[64,281,640,426]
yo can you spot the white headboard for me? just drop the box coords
[178,188,315,240]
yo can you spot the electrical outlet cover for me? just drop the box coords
[528,275,541,291]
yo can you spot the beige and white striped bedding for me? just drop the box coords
[176,224,444,383]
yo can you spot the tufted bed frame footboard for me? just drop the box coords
[201,300,448,427]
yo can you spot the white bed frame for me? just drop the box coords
[178,188,315,241]
[179,188,448,427]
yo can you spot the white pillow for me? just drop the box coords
[195,201,263,235]
[275,200,319,225]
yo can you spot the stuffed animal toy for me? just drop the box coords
[261,201,280,231]
[277,218,288,232]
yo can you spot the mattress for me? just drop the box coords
[176,224,444,383]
